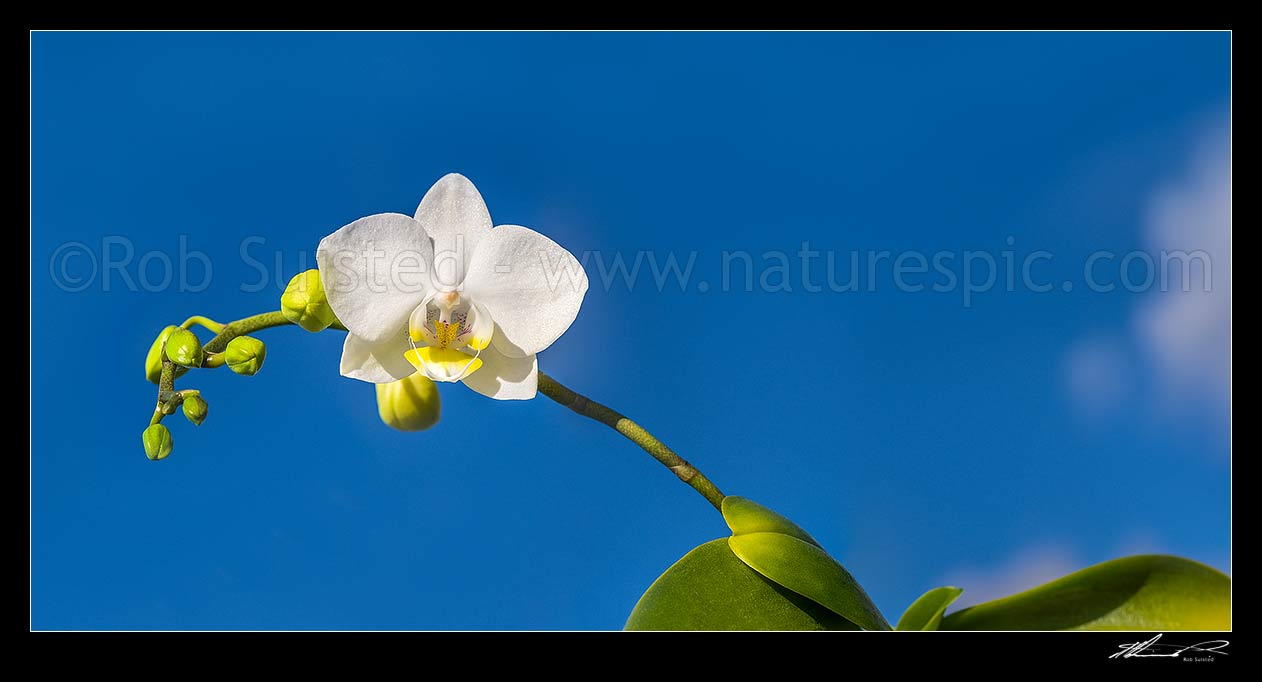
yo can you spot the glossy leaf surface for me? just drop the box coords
[895,586,963,631]
[940,555,1230,631]
[728,532,890,631]
[625,539,858,631]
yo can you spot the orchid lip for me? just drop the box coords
[405,290,494,381]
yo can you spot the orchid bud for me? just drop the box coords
[183,395,209,426]
[225,336,266,376]
[145,325,181,383]
[376,373,441,432]
[281,269,338,332]
[164,328,205,369]
[142,423,174,461]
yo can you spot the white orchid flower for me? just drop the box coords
[315,174,588,400]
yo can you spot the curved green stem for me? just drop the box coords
[181,315,226,334]
[173,311,293,379]
[150,309,724,511]
[538,372,725,511]
[154,311,296,422]
[202,310,291,353]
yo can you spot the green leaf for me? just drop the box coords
[728,532,891,631]
[721,496,821,547]
[895,586,964,631]
[940,555,1230,631]
[625,539,858,631]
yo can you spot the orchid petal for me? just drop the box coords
[463,224,588,357]
[461,344,538,400]
[340,332,416,384]
[414,173,493,289]
[316,213,433,344]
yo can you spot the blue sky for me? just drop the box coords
[31,31,1230,629]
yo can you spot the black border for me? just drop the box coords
[21,12,1236,31]
[26,631,1237,668]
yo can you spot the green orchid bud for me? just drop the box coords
[376,372,441,432]
[281,269,338,332]
[142,423,173,461]
[183,395,209,426]
[145,325,181,383]
[225,336,267,376]
[163,328,205,368]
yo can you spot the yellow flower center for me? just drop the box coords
[403,290,493,382]
[434,320,461,348]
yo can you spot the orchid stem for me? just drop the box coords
[155,310,301,421]
[180,315,226,334]
[537,372,726,511]
[150,309,724,511]
[173,310,292,379]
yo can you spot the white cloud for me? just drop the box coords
[1063,119,1231,430]
[1134,126,1231,415]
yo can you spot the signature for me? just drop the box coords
[1110,634,1229,660]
